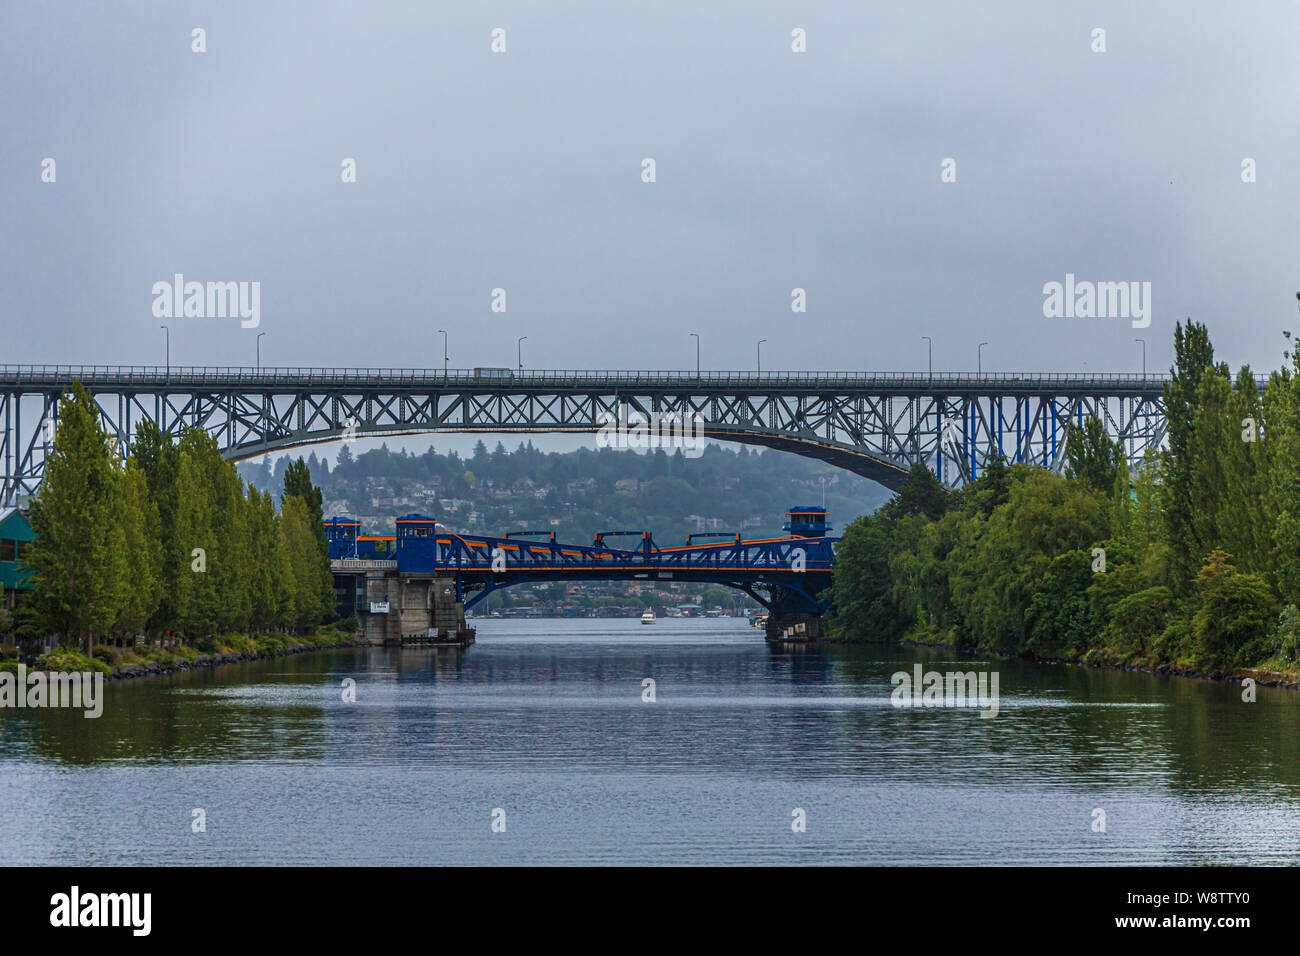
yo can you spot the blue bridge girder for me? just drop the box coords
[0,364,1207,505]
[333,522,836,616]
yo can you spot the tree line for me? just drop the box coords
[831,321,1300,674]
[24,382,335,652]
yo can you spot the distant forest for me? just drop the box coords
[238,441,891,545]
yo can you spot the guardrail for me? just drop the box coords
[0,365,1188,389]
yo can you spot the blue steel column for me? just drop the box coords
[936,402,944,483]
[996,399,1003,459]
[1050,401,1058,464]
[968,399,976,480]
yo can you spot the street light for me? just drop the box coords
[978,341,989,374]
[256,332,266,370]
[689,332,700,377]
[517,335,527,371]
[757,339,767,374]
[1134,337,1146,375]
[160,325,170,377]
[922,336,932,378]
[438,329,449,378]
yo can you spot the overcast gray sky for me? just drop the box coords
[2,1,1298,459]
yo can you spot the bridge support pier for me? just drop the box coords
[339,568,475,646]
[764,612,824,644]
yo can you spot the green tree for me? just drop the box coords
[1064,417,1122,494]
[883,462,948,522]
[1162,321,1216,591]
[283,456,334,619]
[115,460,161,639]
[25,382,120,652]
[173,446,218,639]
[1191,550,1274,672]
[130,420,181,634]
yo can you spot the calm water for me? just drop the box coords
[2,618,1298,865]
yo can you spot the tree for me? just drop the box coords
[115,460,161,639]
[1192,550,1274,672]
[883,462,948,522]
[130,420,181,634]
[281,496,326,631]
[25,382,121,652]
[1064,417,1122,494]
[1162,321,1216,590]
[283,455,334,620]
[173,445,218,639]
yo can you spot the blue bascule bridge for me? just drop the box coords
[324,506,837,644]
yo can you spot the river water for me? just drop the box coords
[2,618,1297,865]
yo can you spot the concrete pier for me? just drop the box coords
[332,560,475,646]
[765,612,824,644]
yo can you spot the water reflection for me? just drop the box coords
[1,619,1297,864]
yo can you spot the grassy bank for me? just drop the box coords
[0,623,361,679]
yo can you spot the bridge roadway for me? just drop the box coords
[1,364,1188,504]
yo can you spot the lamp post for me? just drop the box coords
[757,339,767,374]
[438,329,449,378]
[922,336,932,378]
[690,332,700,377]
[256,331,266,370]
[160,325,170,378]
[978,341,989,374]
[1135,337,1146,375]
[517,335,527,371]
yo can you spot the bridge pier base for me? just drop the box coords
[764,613,824,644]
[332,565,476,647]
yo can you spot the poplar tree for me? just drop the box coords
[173,448,217,639]
[130,420,181,633]
[116,460,161,639]
[283,456,334,619]
[1161,321,1216,592]
[26,382,119,652]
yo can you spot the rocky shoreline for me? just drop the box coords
[106,639,362,680]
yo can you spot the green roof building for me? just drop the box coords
[0,507,34,608]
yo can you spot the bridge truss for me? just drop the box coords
[390,527,836,617]
[0,365,1175,505]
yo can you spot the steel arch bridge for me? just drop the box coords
[0,364,1175,505]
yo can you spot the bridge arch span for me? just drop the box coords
[1,365,1173,504]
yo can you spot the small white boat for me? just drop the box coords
[641,609,656,624]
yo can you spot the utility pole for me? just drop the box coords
[517,335,527,371]
[161,325,170,378]
[757,339,767,374]
[256,331,266,370]
[438,329,449,378]
[1134,337,1146,375]
[690,332,700,377]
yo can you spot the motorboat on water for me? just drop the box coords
[641,609,656,624]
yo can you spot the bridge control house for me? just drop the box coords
[327,515,476,646]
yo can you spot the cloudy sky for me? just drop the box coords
[2,2,1298,457]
